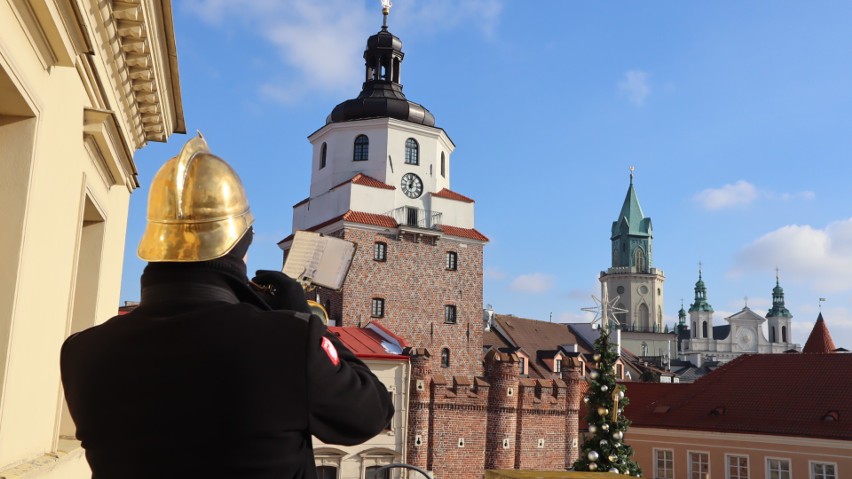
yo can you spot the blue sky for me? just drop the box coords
[122,1,852,349]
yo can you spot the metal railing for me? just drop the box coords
[374,463,432,478]
[386,206,442,230]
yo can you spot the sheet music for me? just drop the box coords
[283,231,356,290]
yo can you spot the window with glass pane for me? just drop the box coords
[353,135,369,161]
[316,465,337,479]
[767,458,790,479]
[405,138,419,165]
[320,142,327,169]
[440,152,446,177]
[446,251,457,270]
[365,465,390,479]
[371,298,384,318]
[812,462,837,479]
[444,305,457,324]
[555,358,562,373]
[374,242,387,261]
[689,452,709,479]
[654,449,674,479]
[441,348,450,368]
[727,455,748,479]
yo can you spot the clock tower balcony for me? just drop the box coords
[386,206,442,231]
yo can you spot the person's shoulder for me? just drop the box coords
[229,302,318,326]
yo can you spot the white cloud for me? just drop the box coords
[183,0,503,102]
[734,218,852,293]
[510,273,555,294]
[485,267,508,280]
[618,70,651,106]
[693,180,815,211]
[693,180,758,210]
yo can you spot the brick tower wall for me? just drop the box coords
[427,375,489,479]
[483,351,519,470]
[406,349,433,471]
[514,379,568,471]
[338,227,484,377]
[562,367,583,465]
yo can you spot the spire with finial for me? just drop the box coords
[629,165,635,184]
[767,269,792,318]
[327,0,436,126]
[381,0,392,29]
[689,263,713,312]
[678,298,686,324]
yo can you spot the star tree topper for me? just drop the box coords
[582,283,627,355]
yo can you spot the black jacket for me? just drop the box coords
[60,266,393,479]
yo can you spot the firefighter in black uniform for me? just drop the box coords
[60,135,393,478]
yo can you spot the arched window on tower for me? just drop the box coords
[782,326,787,342]
[634,247,646,272]
[770,326,776,342]
[638,303,650,331]
[702,321,708,338]
[657,306,663,332]
[319,142,327,169]
[441,348,450,368]
[353,135,369,161]
[693,322,697,338]
[405,138,419,165]
[616,303,627,328]
[440,152,446,177]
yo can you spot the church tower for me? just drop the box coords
[600,171,665,332]
[766,271,793,344]
[688,268,714,339]
[278,6,488,377]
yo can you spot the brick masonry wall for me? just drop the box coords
[427,375,488,479]
[408,350,584,478]
[483,351,519,470]
[515,378,568,471]
[335,227,485,378]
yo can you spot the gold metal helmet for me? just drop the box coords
[137,133,254,262]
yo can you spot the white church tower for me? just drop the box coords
[278,4,488,377]
[600,171,665,332]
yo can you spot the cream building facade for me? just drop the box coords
[0,1,183,477]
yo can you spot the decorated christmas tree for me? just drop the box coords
[574,287,643,476]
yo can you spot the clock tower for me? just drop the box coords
[278,7,488,377]
[599,171,665,332]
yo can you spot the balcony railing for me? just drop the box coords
[387,206,442,230]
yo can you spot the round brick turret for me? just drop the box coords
[405,348,432,470]
[562,366,583,466]
[483,350,520,469]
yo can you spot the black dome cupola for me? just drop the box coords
[328,1,435,126]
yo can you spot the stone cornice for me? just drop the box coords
[108,0,184,145]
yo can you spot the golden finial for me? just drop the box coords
[381,0,392,27]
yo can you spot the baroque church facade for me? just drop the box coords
[678,271,799,366]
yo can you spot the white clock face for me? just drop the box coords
[736,327,757,351]
[401,173,423,198]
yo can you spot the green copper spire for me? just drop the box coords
[767,270,792,318]
[610,168,653,271]
[689,266,713,312]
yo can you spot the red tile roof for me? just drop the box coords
[432,188,474,203]
[278,210,399,245]
[333,173,395,191]
[328,326,408,361]
[342,210,398,228]
[623,353,852,440]
[438,224,489,242]
[803,313,838,353]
